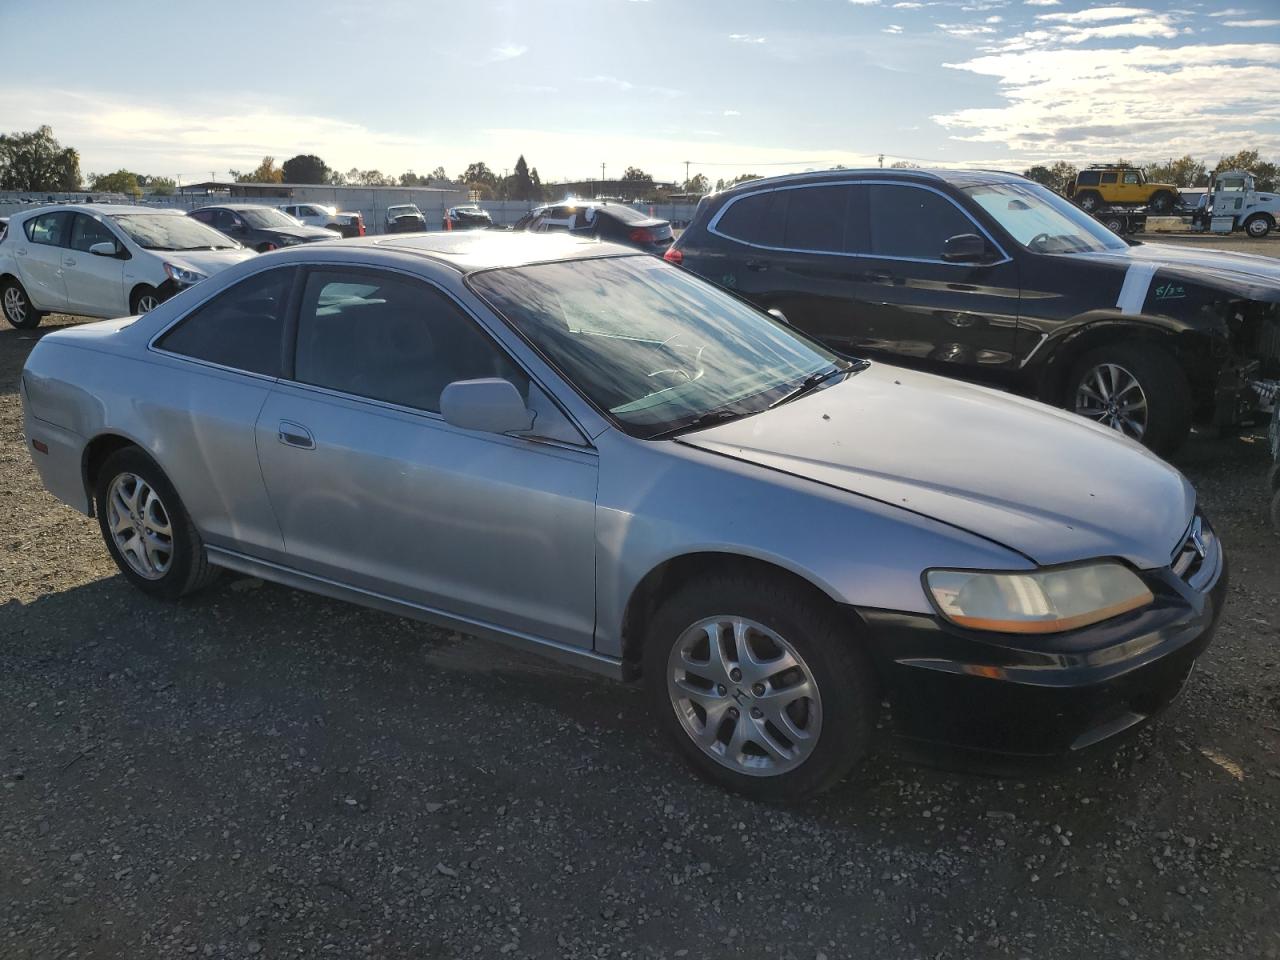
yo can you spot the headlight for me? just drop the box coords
[163,262,207,285]
[924,562,1153,634]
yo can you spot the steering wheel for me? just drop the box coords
[1028,232,1052,251]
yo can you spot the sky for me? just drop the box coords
[1,0,1278,185]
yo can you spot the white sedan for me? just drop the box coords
[0,204,255,328]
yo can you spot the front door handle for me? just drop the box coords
[745,258,770,272]
[278,420,315,450]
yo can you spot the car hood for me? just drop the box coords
[678,363,1194,570]
[165,248,256,274]
[1075,242,1280,302]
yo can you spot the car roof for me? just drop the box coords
[205,203,284,211]
[11,203,184,218]
[713,167,1027,198]
[263,231,641,273]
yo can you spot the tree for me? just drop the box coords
[684,173,709,195]
[282,154,329,184]
[1021,160,1077,195]
[148,176,176,196]
[889,160,919,169]
[0,125,82,192]
[1214,149,1277,191]
[88,169,143,198]
[462,162,497,187]
[1145,155,1207,188]
[236,156,284,183]
[358,169,392,186]
[429,166,449,182]
[621,166,652,182]
[512,154,534,201]
[399,170,426,187]
[529,166,542,200]
[326,169,347,185]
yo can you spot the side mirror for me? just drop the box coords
[440,378,535,434]
[941,233,990,263]
[766,307,790,326]
[88,240,119,257]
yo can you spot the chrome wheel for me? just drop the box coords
[106,472,173,580]
[3,286,27,324]
[135,292,160,313]
[667,616,822,777]
[1075,362,1148,440]
[1247,218,1270,238]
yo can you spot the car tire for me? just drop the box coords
[1103,215,1125,234]
[2,278,43,329]
[1066,343,1191,456]
[130,285,163,315]
[1148,191,1174,215]
[643,571,877,803]
[94,446,220,600]
[1245,215,1272,239]
[1076,191,1102,213]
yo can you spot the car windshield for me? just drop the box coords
[240,207,302,229]
[963,181,1127,254]
[389,206,421,217]
[110,214,239,251]
[470,256,847,438]
[455,206,487,216]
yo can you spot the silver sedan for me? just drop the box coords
[21,232,1226,801]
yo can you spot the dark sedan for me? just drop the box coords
[189,205,339,252]
[443,205,493,230]
[516,201,673,254]
[667,169,1280,455]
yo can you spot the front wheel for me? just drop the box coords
[1076,190,1102,213]
[643,573,876,802]
[130,285,163,315]
[94,447,220,599]
[2,278,43,329]
[1066,344,1191,455]
[1245,215,1272,239]
[1148,191,1174,215]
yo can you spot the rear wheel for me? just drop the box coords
[1245,214,1272,239]
[2,278,43,329]
[1103,215,1126,234]
[94,447,220,599]
[1066,343,1191,455]
[1076,190,1102,213]
[644,572,876,802]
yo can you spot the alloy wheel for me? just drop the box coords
[106,472,174,579]
[1075,362,1148,440]
[3,286,27,325]
[136,293,160,313]
[667,615,822,777]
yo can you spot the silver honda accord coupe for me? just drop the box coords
[20,232,1226,801]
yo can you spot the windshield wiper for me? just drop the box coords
[769,361,860,409]
[646,406,756,440]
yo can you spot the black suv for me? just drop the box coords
[667,169,1280,454]
[190,204,339,252]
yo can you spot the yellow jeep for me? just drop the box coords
[1066,165,1178,214]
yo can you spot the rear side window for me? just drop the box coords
[25,211,71,246]
[867,185,976,261]
[293,268,526,413]
[1077,171,1101,186]
[156,268,293,376]
[1100,172,1118,185]
[714,191,788,246]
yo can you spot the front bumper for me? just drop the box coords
[855,552,1227,758]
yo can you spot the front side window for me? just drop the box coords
[1123,171,1141,185]
[112,214,237,251]
[25,211,71,246]
[964,181,1127,254]
[867,185,974,260]
[239,207,300,229]
[70,214,118,252]
[293,269,525,412]
[470,256,844,438]
[1101,172,1118,184]
[156,268,292,375]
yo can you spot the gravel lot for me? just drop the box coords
[3,237,1279,959]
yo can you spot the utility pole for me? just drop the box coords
[878,154,884,169]
[601,162,606,187]
[684,160,691,188]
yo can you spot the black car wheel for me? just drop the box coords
[94,446,221,599]
[644,571,876,803]
[2,277,43,329]
[1076,191,1102,213]
[1148,191,1174,215]
[1103,215,1125,234]
[1245,215,1272,239]
[1067,344,1191,455]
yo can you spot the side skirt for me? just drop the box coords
[205,546,627,681]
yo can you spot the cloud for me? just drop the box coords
[723,109,741,116]
[847,0,881,5]
[1224,19,1280,27]
[1208,7,1248,15]
[892,1,924,6]
[728,33,767,43]
[583,75,684,98]
[884,23,904,32]
[1023,0,1059,4]
[939,22,997,36]
[985,15,1003,22]
[1036,6,1150,23]
[933,42,1280,161]
[486,43,527,62]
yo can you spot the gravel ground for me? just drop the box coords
[2,246,1279,958]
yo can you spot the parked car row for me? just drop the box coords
[20,229,1228,802]
[278,202,366,238]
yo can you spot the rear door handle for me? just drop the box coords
[278,420,315,450]
[746,258,770,272]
